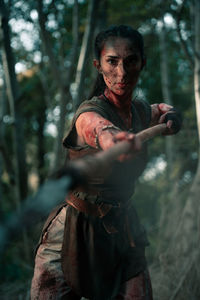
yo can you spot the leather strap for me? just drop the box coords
[66,193,113,218]
[66,193,136,242]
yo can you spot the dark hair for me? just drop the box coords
[90,25,145,98]
[94,25,144,60]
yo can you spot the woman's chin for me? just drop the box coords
[113,88,133,97]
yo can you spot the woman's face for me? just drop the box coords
[94,37,143,97]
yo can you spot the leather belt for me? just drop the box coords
[66,192,136,243]
[66,192,114,218]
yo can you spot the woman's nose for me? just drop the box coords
[117,63,127,77]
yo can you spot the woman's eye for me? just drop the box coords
[107,59,117,65]
[126,55,138,64]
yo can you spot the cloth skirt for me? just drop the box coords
[30,205,152,300]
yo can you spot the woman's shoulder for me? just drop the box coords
[75,96,114,120]
[77,96,109,110]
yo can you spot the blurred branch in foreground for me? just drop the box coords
[0,124,166,254]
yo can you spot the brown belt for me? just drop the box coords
[66,192,114,218]
[66,192,135,243]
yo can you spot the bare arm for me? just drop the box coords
[76,112,141,159]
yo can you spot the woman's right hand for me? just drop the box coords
[112,131,142,161]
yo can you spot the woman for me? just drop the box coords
[31,25,181,300]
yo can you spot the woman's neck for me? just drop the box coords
[104,88,133,129]
[104,88,132,114]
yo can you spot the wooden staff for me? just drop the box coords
[70,123,167,179]
[0,124,167,251]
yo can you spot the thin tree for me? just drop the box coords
[0,68,14,187]
[156,15,178,255]
[73,0,100,109]
[37,0,79,171]
[154,1,200,298]
[0,0,28,203]
[170,0,200,259]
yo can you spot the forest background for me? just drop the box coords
[0,0,200,299]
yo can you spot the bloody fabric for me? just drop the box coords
[116,270,153,300]
[31,206,152,300]
[31,206,75,300]
[60,96,152,299]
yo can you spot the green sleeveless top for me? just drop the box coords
[63,96,151,205]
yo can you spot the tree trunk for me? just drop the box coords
[73,0,100,109]
[173,0,200,257]
[176,0,194,69]
[156,18,176,254]
[0,0,28,202]
[159,18,173,176]
[36,103,46,185]
[171,0,200,256]
[0,69,15,186]
[194,0,200,143]
[153,2,200,299]
[37,0,79,171]
[0,72,6,204]
[87,0,107,99]
[53,0,79,170]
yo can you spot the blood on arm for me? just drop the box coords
[76,112,121,150]
[76,112,142,162]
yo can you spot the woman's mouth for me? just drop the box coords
[117,82,127,88]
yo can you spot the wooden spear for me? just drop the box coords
[70,123,167,179]
[0,123,167,252]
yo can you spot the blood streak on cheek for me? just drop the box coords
[104,75,113,85]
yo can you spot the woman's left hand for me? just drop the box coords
[151,103,182,135]
[158,104,182,135]
[113,131,142,161]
